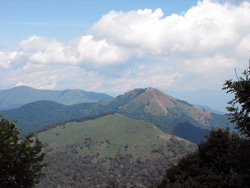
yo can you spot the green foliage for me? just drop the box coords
[37,113,195,160]
[0,114,47,188]
[34,113,196,187]
[1,89,147,134]
[1,101,106,133]
[159,67,250,188]
[159,128,250,188]
[222,69,250,138]
[173,122,209,144]
[33,111,118,135]
[1,88,229,144]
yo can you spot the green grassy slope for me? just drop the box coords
[35,113,196,187]
[117,88,232,143]
[1,88,147,133]
[2,87,232,143]
[38,113,193,160]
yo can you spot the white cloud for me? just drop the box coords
[4,63,103,90]
[235,34,250,58]
[76,35,130,66]
[0,51,24,68]
[13,35,130,66]
[183,55,237,74]
[0,0,250,95]
[90,0,250,57]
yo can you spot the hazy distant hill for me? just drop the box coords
[166,89,233,113]
[35,113,196,188]
[1,87,232,143]
[0,86,113,110]
[195,104,225,115]
[1,88,146,134]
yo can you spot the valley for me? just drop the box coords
[1,87,232,143]
[0,86,233,187]
[1,1,249,186]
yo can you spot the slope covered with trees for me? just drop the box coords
[0,89,148,134]
[34,113,196,188]
[158,67,250,187]
[1,88,231,143]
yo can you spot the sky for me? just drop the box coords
[0,0,250,101]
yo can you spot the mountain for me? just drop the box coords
[0,86,113,110]
[34,113,197,188]
[195,104,225,115]
[1,88,147,134]
[111,88,231,141]
[1,87,232,143]
[165,89,233,113]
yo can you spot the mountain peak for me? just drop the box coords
[1,86,230,144]
[8,85,34,91]
[145,88,176,114]
[121,87,176,115]
[118,87,215,132]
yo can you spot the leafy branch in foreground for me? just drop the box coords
[0,113,47,188]
[222,68,250,138]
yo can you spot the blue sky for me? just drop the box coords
[1,0,199,50]
[0,0,250,111]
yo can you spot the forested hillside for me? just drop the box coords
[158,67,250,187]
[34,113,196,187]
[1,88,232,143]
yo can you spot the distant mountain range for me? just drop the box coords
[166,89,233,113]
[195,104,225,115]
[0,86,113,110]
[1,87,233,143]
[0,86,235,187]
[1,87,234,186]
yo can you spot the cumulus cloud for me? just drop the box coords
[90,0,250,57]
[0,51,24,68]
[11,35,130,66]
[183,55,237,74]
[0,0,250,95]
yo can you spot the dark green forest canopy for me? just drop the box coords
[0,114,47,188]
[158,128,250,188]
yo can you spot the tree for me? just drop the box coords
[222,68,250,138]
[0,113,47,188]
[159,66,250,187]
[158,128,249,188]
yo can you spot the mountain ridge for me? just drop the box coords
[1,87,232,143]
[0,86,113,110]
[165,89,233,113]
